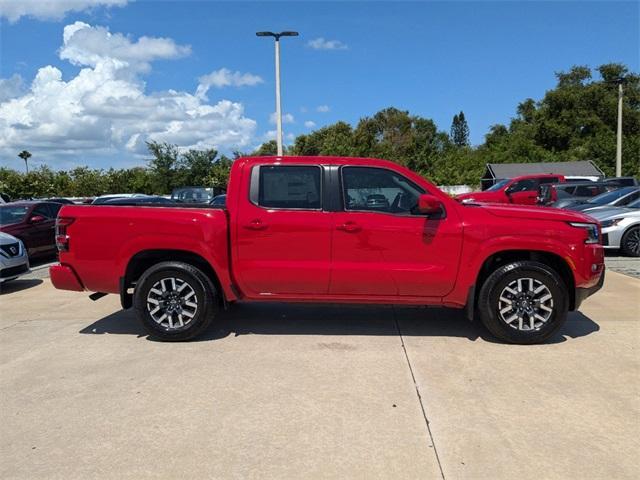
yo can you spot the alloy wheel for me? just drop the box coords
[146,277,198,330]
[625,228,640,255]
[497,277,554,331]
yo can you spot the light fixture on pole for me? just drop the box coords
[256,31,299,156]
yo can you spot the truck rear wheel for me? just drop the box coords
[477,261,568,344]
[133,261,218,341]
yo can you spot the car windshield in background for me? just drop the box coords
[171,188,213,203]
[0,205,29,225]
[586,187,637,205]
[626,198,640,209]
[486,179,510,192]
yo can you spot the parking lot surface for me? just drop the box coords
[1,271,639,479]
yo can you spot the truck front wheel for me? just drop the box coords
[133,261,218,341]
[477,261,568,344]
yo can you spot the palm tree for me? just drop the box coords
[18,150,31,174]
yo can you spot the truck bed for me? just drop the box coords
[57,205,230,295]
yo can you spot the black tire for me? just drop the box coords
[133,261,218,341]
[477,261,568,345]
[620,226,640,257]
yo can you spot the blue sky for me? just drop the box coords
[0,1,638,170]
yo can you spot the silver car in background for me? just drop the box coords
[588,198,640,257]
[0,232,30,283]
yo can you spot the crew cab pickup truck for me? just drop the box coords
[456,174,565,205]
[50,157,604,344]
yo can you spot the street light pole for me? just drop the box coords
[274,37,283,156]
[257,31,299,156]
[616,81,623,177]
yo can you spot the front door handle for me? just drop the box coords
[336,221,361,233]
[244,219,268,230]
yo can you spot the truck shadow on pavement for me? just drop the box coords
[80,302,599,345]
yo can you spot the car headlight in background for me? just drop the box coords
[600,218,623,229]
[569,222,600,244]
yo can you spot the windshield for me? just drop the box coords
[586,187,636,205]
[171,188,213,203]
[486,179,510,192]
[0,205,29,225]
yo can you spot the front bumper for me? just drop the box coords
[0,263,30,282]
[50,264,85,291]
[575,268,605,310]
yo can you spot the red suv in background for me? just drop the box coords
[456,174,565,205]
[0,201,63,259]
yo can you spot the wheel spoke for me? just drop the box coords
[540,304,553,313]
[185,301,197,309]
[183,291,195,300]
[504,314,518,324]
[539,293,552,303]
[500,306,512,315]
[499,296,512,305]
[147,297,159,305]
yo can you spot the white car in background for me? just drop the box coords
[588,198,640,257]
[0,232,30,283]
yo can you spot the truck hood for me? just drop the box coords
[467,203,597,223]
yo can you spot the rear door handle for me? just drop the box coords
[244,219,268,230]
[336,221,361,233]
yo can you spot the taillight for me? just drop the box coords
[56,217,75,252]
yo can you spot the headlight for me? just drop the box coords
[461,197,475,203]
[569,222,600,244]
[600,218,623,229]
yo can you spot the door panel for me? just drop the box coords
[234,165,332,296]
[330,167,463,297]
[331,212,463,297]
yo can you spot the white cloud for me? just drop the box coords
[60,21,191,72]
[304,120,316,128]
[0,22,258,168]
[195,68,263,99]
[316,105,330,113]
[307,37,348,51]
[269,112,295,124]
[0,74,26,102]
[0,0,128,23]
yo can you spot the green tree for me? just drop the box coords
[450,111,470,146]
[146,141,179,194]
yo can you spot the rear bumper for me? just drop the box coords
[575,268,605,310]
[50,264,85,291]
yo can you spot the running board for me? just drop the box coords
[89,292,108,301]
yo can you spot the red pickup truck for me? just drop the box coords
[456,174,565,205]
[50,157,604,344]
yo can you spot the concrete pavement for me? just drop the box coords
[0,271,638,479]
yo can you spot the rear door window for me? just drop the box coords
[257,165,321,210]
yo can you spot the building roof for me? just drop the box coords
[484,160,604,179]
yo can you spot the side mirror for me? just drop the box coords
[417,194,443,215]
[29,215,46,223]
